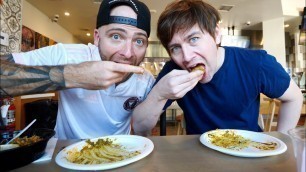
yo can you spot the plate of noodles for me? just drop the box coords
[199,129,287,157]
[55,135,154,170]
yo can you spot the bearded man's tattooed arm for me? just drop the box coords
[0,59,65,98]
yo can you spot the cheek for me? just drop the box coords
[134,48,146,63]
[98,41,118,61]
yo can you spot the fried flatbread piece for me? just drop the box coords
[191,64,205,73]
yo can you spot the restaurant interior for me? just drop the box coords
[0,0,304,134]
[0,0,306,171]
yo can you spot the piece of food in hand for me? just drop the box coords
[191,64,205,73]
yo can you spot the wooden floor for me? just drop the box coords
[151,115,306,136]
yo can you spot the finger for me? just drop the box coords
[168,77,199,99]
[96,74,125,88]
[190,70,204,80]
[170,70,203,85]
[112,63,144,74]
[172,74,200,95]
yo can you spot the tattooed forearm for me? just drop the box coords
[0,59,66,97]
[0,54,15,62]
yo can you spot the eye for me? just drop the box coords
[170,46,181,55]
[136,39,144,46]
[190,37,199,43]
[112,34,120,40]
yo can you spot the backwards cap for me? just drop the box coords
[96,0,151,37]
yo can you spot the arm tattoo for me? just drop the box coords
[0,59,66,98]
[0,54,15,62]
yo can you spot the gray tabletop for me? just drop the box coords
[12,132,296,172]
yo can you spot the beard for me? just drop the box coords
[97,42,134,85]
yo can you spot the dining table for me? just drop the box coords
[11,132,296,172]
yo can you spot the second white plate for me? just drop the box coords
[199,129,287,157]
[55,135,154,170]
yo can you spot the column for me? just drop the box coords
[263,17,286,67]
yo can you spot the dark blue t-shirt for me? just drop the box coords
[155,46,290,134]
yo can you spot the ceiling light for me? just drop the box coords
[218,5,234,12]
[92,0,102,4]
[86,33,91,36]
[150,9,157,13]
[64,12,70,16]
[51,14,59,23]
[284,24,290,28]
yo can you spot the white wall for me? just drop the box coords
[263,17,286,67]
[22,0,81,43]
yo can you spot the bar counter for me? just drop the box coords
[12,132,296,172]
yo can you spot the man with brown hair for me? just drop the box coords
[133,0,303,135]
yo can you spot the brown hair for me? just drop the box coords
[157,0,221,51]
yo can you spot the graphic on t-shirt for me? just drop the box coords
[123,97,140,111]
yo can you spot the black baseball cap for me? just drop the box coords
[96,0,151,37]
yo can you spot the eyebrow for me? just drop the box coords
[105,27,147,38]
[135,32,148,38]
[105,27,127,34]
[168,31,202,50]
[185,31,202,41]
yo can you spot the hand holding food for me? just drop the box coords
[153,69,203,100]
[64,61,144,90]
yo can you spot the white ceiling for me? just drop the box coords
[25,0,304,44]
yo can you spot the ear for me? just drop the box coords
[93,29,100,46]
[215,24,221,44]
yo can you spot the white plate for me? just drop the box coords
[55,135,154,170]
[199,129,287,157]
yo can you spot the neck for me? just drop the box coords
[216,47,225,71]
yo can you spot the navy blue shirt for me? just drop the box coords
[155,47,290,134]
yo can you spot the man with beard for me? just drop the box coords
[0,0,155,139]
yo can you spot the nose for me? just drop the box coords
[181,45,194,62]
[119,41,134,59]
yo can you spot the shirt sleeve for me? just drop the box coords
[259,52,290,98]
[12,43,68,65]
[12,43,100,66]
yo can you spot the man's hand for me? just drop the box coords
[64,61,144,89]
[152,69,203,101]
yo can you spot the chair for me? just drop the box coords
[176,113,186,135]
[258,114,265,130]
[24,99,58,130]
[260,95,279,132]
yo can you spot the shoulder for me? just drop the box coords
[61,43,100,61]
[61,43,97,52]
[224,46,268,58]
[224,47,275,67]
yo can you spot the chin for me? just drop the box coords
[198,74,212,84]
